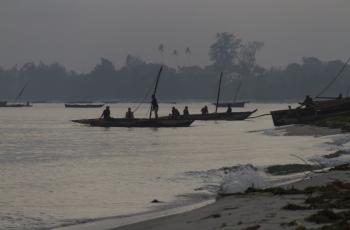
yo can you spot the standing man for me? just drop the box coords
[151,94,159,119]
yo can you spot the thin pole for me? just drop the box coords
[149,66,163,118]
[215,72,223,113]
[233,81,242,102]
[317,57,350,97]
[15,80,30,102]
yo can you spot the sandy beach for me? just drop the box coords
[110,165,350,230]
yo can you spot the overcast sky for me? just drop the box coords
[0,0,349,72]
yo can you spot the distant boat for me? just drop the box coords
[212,81,248,108]
[65,104,105,108]
[0,81,32,107]
[0,101,32,107]
[215,101,247,108]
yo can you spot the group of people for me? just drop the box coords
[100,94,234,120]
[100,106,134,120]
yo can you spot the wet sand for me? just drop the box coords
[111,168,350,230]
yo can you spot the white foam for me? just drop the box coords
[218,165,268,194]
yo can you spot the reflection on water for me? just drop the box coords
[0,103,341,229]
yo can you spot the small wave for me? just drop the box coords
[218,165,268,195]
[183,164,269,195]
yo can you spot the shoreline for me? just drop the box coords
[53,164,350,230]
[51,198,214,230]
[109,165,350,230]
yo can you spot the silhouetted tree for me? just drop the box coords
[125,55,145,68]
[209,32,242,73]
[238,41,264,77]
[90,58,116,78]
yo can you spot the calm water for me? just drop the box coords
[0,103,345,229]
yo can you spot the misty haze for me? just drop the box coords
[1,1,350,230]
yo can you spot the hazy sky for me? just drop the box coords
[0,0,349,72]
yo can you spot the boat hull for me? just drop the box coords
[0,102,32,107]
[65,104,104,108]
[163,109,257,121]
[212,101,247,108]
[271,98,350,126]
[72,118,194,127]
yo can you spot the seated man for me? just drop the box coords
[201,105,209,115]
[125,107,134,119]
[226,105,232,113]
[301,95,314,108]
[183,106,190,116]
[338,93,343,100]
[101,106,111,120]
[171,106,180,117]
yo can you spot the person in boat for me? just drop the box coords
[101,106,111,120]
[338,93,343,100]
[151,94,159,119]
[171,106,180,117]
[201,105,209,115]
[183,106,190,116]
[300,95,314,108]
[226,105,232,113]
[125,107,134,119]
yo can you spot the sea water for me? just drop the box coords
[0,103,348,229]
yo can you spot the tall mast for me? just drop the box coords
[215,72,223,113]
[233,81,242,102]
[15,80,30,102]
[149,66,163,118]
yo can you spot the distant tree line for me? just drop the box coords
[0,32,349,102]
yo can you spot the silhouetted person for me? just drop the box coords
[151,94,159,119]
[125,107,134,119]
[183,106,190,116]
[226,105,232,113]
[171,106,180,117]
[301,95,314,108]
[101,106,111,120]
[201,105,209,115]
[26,101,30,106]
[338,93,343,99]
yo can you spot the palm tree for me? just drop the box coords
[158,44,165,64]
[185,47,192,66]
[172,49,179,68]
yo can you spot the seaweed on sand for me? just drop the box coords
[266,164,323,176]
[244,186,305,195]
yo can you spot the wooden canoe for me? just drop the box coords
[212,101,247,108]
[271,98,350,126]
[65,104,104,108]
[72,118,194,127]
[163,109,257,121]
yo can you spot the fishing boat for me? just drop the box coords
[212,81,248,108]
[215,101,247,108]
[0,81,32,107]
[271,57,350,127]
[271,97,350,126]
[72,117,194,127]
[0,102,32,107]
[171,109,257,121]
[72,66,195,128]
[165,72,257,121]
[65,103,104,108]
